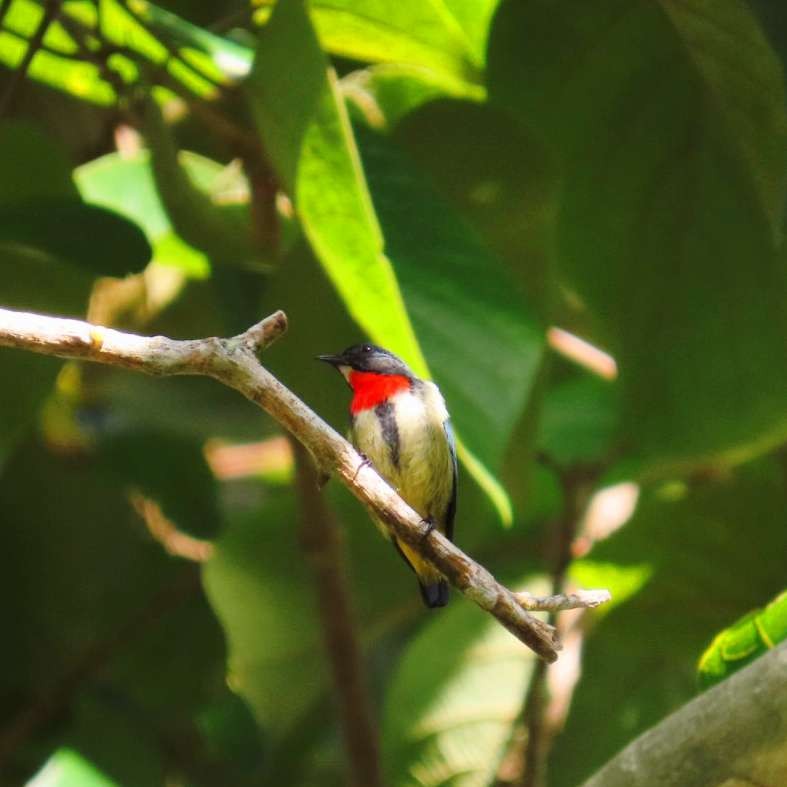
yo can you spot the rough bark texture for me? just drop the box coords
[581,643,787,787]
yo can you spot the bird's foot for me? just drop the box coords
[420,516,436,541]
[352,452,372,482]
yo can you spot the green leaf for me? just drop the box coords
[0,440,230,783]
[203,489,327,736]
[392,100,558,322]
[0,122,77,204]
[357,127,543,503]
[537,375,619,465]
[698,589,787,688]
[0,121,151,279]
[249,0,424,373]
[0,3,117,105]
[550,459,787,787]
[28,748,117,787]
[2,0,249,105]
[75,150,210,278]
[310,0,497,83]
[343,64,484,132]
[99,428,222,539]
[249,1,529,520]
[140,99,258,267]
[488,0,787,473]
[382,577,538,786]
[0,201,151,278]
[0,125,91,464]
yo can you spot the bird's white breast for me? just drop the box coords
[352,382,453,530]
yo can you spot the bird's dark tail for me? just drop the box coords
[419,579,449,608]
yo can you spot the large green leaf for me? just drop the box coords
[310,0,498,83]
[249,1,528,519]
[0,440,230,785]
[392,100,557,322]
[382,576,538,786]
[0,201,151,278]
[356,127,544,494]
[0,122,77,204]
[488,0,787,473]
[553,458,787,787]
[75,150,211,278]
[248,0,425,371]
[202,489,327,738]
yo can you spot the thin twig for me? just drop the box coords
[515,589,611,612]
[0,0,62,117]
[518,465,600,787]
[293,440,383,787]
[0,307,601,662]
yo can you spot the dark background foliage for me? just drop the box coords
[1,1,786,785]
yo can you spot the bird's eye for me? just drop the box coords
[362,344,372,353]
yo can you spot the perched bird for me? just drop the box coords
[318,343,457,607]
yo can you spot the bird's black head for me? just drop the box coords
[317,343,414,377]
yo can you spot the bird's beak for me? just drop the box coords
[316,353,345,366]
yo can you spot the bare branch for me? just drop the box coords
[293,441,382,787]
[0,306,572,661]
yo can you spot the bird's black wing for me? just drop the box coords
[443,418,458,542]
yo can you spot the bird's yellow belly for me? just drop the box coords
[352,390,452,529]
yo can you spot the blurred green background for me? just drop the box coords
[1,1,786,785]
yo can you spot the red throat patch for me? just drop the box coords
[349,371,411,414]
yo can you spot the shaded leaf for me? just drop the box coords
[537,374,619,465]
[100,428,222,539]
[0,440,228,784]
[551,459,787,787]
[0,201,151,278]
[488,0,787,472]
[357,127,544,502]
[0,122,77,204]
[75,150,211,278]
[202,489,326,737]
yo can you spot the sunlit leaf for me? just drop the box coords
[27,748,117,787]
[698,589,787,688]
[310,0,497,83]
[382,576,538,786]
[75,150,211,278]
